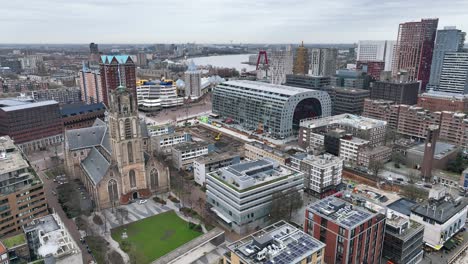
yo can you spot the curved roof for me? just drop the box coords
[219,80,323,96]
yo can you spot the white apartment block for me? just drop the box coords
[339,137,369,164]
[172,141,213,170]
[269,50,294,85]
[297,154,343,196]
[193,152,240,186]
[244,142,289,165]
[357,40,396,72]
[152,132,191,154]
[438,52,468,94]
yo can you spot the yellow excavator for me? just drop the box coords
[215,132,222,141]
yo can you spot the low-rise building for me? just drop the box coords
[322,87,370,115]
[0,233,29,264]
[206,158,303,234]
[406,142,459,170]
[357,146,392,168]
[339,136,369,164]
[0,242,7,264]
[148,125,175,137]
[0,136,48,238]
[152,132,191,155]
[285,74,331,89]
[193,152,240,186]
[370,81,420,105]
[244,142,290,165]
[460,168,468,191]
[23,214,81,264]
[172,141,214,170]
[417,91,468,113]
[410,187,468,250]
[224,221,325,264]
[295,154,343,197]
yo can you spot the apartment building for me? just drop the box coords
[305,194,387,264]
[224,221,325,264]
[193,152,241,186]
[370,81,420,105]
[322,87,370,115]
[339,136,369,164]
[244,142,290,165]
[152,132,191,155]
[206,158,303,234]
[31,88,81,105]
[0,136,48,238]
[417,91,468,113]
[171,141,214,170]
[362,99,400,130]
[285,74,331,90]
[357,146,392,168]
[294,154,343,197]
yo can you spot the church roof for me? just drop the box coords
[101,129,112,154]
[93,118,106,127]
[81,147,110,185]
[66,126,107,150]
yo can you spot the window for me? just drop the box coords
[150,169,159,189]
[127,142,134,163]
[129,170,136,188]
[108,180,118,203]
[125,119,132,139]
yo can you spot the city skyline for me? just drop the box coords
[2,0,468,44]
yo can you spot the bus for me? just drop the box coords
[209,113,220,119]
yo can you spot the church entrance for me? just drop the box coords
[132,192,138,200]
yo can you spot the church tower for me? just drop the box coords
[108,84,149,202]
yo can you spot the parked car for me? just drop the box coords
[139,199,147,205]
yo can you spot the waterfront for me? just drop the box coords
[190,54,256,72]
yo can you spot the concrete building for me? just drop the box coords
[293,42,309,75]
[224,221,325,264]
[285,74,331,90]
[136,52,148,67]
[299,114,387,149]
[310,48,337,77]
[305,194,387,264]
[79,66,103,104]
[193,152,240,186]
[31,88,81,105]
[295,154,343,197]
[417,91,468,112]
[393,18,438,90]
[0,136,48,238]
[356,60,385,80]
[23,214,81,264]
[147,124,175,137]
[100,55,136,106]
[136,80,183,111]
[60,103,106,130]
[339,136,370,164]
[18,55,42,71]
[152,132,191,155]
[0,99,64,152]
[357,145,392,168]
[64,86,169,210]
[244,142,290,165]
[382,211,424,264]
[207,158,303,234]
[362,99,400,130]
[184,60,202,98]
[410,187,468,250]
[212,80,331,139]
[171,141,214,170]
[269,50,294,85]
[370,81,420,105]
[357,40,386,62]
[437,52,468,94]
[322,87,370,115]
[331,69,369,89]
[427,26,466,90]
[460,168,468,191]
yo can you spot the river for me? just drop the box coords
[190,54,256,72]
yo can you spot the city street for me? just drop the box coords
[27,148,95,264]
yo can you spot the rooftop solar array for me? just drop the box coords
[308,196,374,228]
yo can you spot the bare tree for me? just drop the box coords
[368,159,384,180]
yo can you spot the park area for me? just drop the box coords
[111,210,202,264]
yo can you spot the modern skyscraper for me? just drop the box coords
[357,40,396,72]
[293,42,309,75]
[393,18,438,90]
[89,42,99,54]
[438,52,468,94]
[99,55,136,106]
[384,41,396,71]
[184,60,202,98]
[310,48,337,77]
[427,26,466,90]
[136,52,148,67]
[269,50,294,84]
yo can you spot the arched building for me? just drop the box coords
[212,80,331,139]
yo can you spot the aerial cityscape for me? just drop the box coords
[0,2,468,264]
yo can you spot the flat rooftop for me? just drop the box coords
[195,151,239,164]
[0,99,58,112]
[173,141,211,152]
[301,113,386,130]
[227,221,325,264]
[300,154,343,168]
[341,137,369,145]
[387,198,417,216]
[23,214,60,234]
[411,197,468,224]
[308,195,377,228]
[247,142,289,158]
[408,141,458,159]
[0,136,30,175]
[386,215,424,241]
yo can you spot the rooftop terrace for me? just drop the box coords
[300,113,387,130]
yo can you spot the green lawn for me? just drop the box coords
[111,210,202,264]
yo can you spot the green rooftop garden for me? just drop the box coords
[2,233,26,248]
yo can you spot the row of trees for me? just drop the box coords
[270,189,303,223]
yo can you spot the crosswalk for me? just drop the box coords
[102,200,171,228]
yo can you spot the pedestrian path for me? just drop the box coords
[101,200,171,228]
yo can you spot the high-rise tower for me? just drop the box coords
[293,42,309,75]
[99,55,136,106]
[393,18,438,90]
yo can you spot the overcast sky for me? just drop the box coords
[2,0,468,44]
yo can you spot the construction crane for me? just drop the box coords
[215,132,222,141]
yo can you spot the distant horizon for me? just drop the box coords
[2,1,467,43]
